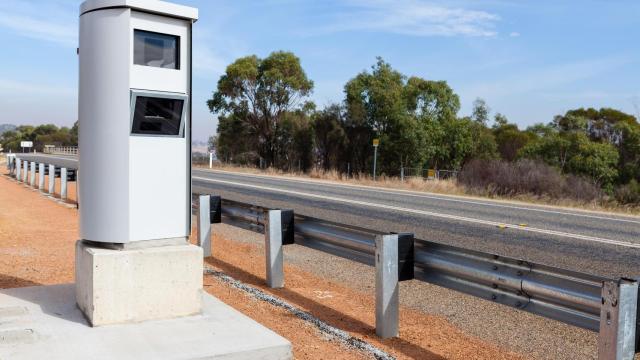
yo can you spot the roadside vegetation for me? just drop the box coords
[0,123,78,152]
[207,52,640,209]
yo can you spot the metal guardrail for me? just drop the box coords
[44,146,78,156]
[195,195,639,359]
[5,155,77,202]
[414,241,604,331]
[15,153,78,170]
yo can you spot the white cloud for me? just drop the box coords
[509,31,520,37]
[316,0,500,37]
[0,0,77,46]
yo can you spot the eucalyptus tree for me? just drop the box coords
[208,51,314,167]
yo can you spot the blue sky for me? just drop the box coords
[0,0,639,141]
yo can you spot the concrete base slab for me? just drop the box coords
[76,241,203,326]
[0,284,292,359]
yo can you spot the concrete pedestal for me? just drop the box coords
[0,284,292,359]
[75,240,203,326]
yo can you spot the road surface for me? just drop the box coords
[12,153,640,278]
[191,168,640,278]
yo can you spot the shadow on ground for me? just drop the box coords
[0,274,41,289]
[206,257,443,360]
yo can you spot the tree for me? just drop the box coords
[207,51,314,167]
[438,118,477,170]
[276,109,314,171]
[615,121,640,183]
[471,98,490,125]
[526,123,555,138]
[343,58,464,173]
[215,113,255,164]
[312,104,347,171]
[344,58,408,173]
[0,124,76,153]
[404,76,461,169]
[521,131,572,170]
[566,138,619,190]
[493,113,508,128]
[493,123,532,161]
[553,107,636,143]
[470,121,498,161]
[404,77,460,123]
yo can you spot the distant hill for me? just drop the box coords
[192,140,209,154]
[0,124,16,135]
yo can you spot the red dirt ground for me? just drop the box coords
[0,173,523,359]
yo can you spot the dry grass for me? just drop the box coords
[196,163,640,216]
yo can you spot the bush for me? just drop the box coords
[615,180,640,205]
[458,159,601,202]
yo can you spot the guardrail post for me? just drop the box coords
[15,158,21,180]
[266,210,284,288]
[196,195,221,257]
[197,194,212,257]
[38,163,45,190]
[23,160,28,182]
[29,162,36,187]
[48,164,55,195]
[636,281,640,356]
[375,234,400,338]
[598,279,638,360]
[60,168,68,200]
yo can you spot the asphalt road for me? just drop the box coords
[13,154,640,278]
[191,168,640,279]
[12,153,640,358]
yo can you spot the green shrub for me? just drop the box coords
[615,180,640,205]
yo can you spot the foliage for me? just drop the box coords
[493,120,533,162]
[312,104,347,170]
[1,123,77,152]
[615,180,640,205]
[207,51,313,167]
[471,98,490,125]
[459,159,601,202]
[0,124,17,135]
[565,138,619,191]
[343,58,465,173]
[210,53,640,205]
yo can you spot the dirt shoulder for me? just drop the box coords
[0,173,522,359]
[203,235,523,359]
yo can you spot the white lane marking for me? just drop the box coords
[193,176,640,249]
[195,169,640,224]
